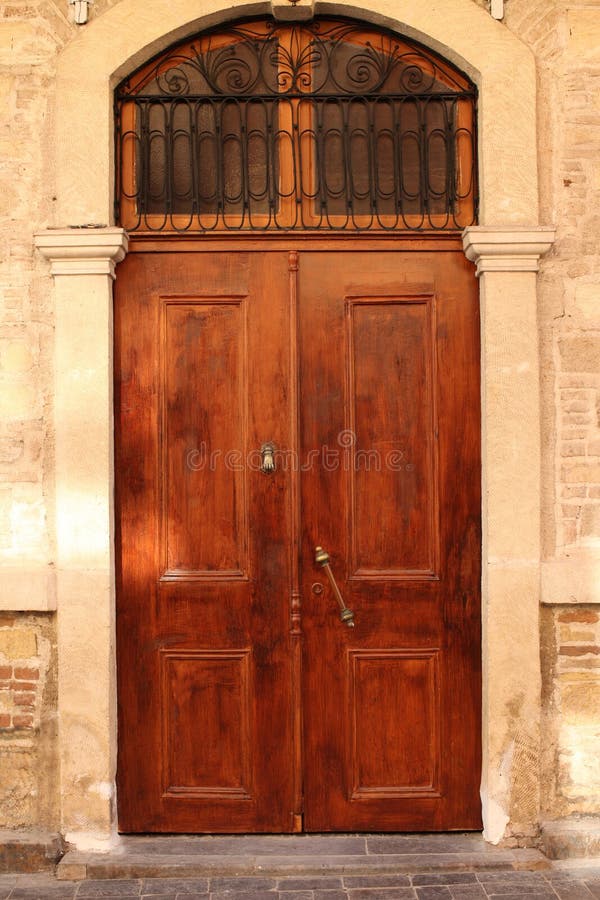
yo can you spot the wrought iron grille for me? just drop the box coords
[115,18,478,232]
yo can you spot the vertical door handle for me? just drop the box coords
[314,546,355,627]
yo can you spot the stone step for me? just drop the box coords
[57,835,550,881]
[0,830,65,874]
[542,817,600,859]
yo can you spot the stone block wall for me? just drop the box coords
[0,0,63,828]
[503,0,600,824]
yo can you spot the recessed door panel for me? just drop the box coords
[161,649,252,798]
[346,296,438,578]
[348,649,440,799]
[161,298,249,579]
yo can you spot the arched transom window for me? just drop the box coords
[115,17,477,232]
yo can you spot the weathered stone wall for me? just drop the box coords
[0,0,69,829]
[0,0,598,837]
[502,0,600,826]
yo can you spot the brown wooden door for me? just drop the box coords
[298,250,481,830]
[115,251,297,832]
[115,243,481,833]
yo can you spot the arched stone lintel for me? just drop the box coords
[52,0,539,228]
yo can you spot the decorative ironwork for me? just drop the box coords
[115,18,478,232]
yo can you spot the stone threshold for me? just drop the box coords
[56,834,550,881]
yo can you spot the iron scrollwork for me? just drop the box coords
[115,18,478,232]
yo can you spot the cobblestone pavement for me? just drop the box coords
[1,869,600,900]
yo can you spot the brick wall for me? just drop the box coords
[0,614,58,828]
[542,607,600,818]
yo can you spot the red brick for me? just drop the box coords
[559,609,599,624]
[0,666,12,680]
[0,681,11,690]
[14,692,35,707]
[0,714,11,728]
[12,715,33,728]
[13,682,36,691]
[13,667,39,681]
[559,645,600,656]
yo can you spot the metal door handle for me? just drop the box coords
[314,546,355,627]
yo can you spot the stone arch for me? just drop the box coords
[53,0,538,228]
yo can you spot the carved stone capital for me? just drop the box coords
[34,227,129,278]
[462,226,556,276]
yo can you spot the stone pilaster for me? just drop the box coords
[34,228,128,845]
[463,226,556,843]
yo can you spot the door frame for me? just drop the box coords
[34,0,555,849]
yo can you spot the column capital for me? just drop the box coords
[34,227,128,278]
[462,226,556,276]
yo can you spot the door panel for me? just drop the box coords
[346,294,438,577]
[116,245,481,833]
[299,251,481,830]
[115,251,296,832]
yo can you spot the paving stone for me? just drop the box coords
[346,890,415,900]
[448,887,487,900]
[272,893,313,900]
[174,894,208,900]
[413,876,478,886]
[140,894,178,900]
[479,886,557,897]
[549,882,594,899]
[0,877,16,899]
[476,874,549,884]
[209,879,277,893]
[209,893,276,900]
[10,882,77,899]
[343,876,411,888]
[76,880,142,897]
[8,894,77,900]
[313,891,349,900]
[174,894,209,899]
[278,878,342,891]
[415,888,453,899]
[480,895,557,900]
[142,880,209,894]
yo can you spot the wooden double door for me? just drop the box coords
[115,242,481,833]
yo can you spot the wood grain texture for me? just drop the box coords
[299,250,481,832]
[115,251,295,832]
[160,298,248,579]
[348,649,440,799]
[115,243,481,833]
[346,295,439,578]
